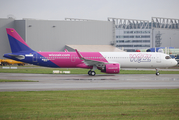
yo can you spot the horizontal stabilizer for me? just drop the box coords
[5,54,25,60]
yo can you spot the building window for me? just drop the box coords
[134,45,150,47]
[117,45,133,47]
[141,35,150,38]
[143,40,150,43]
[132,40,142,43]
[136,36,141,38]
[116,44,150,47]
[123,31,150,34]
[116,40,150,43]
[118,40,124,43]
[130,36,134,38]
[124,40,131,43]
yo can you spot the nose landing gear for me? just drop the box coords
[155,68,160,76]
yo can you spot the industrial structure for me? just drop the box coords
[108,17,179,51]
[0,18,116,59]
[0,17,179,59]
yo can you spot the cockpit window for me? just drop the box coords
[165,56,171,59]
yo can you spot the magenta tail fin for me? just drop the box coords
[6,28,34,53]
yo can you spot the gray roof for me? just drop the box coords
[65,45,125,52]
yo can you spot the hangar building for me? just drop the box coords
[108,17,179,52]
[0,18,120,59]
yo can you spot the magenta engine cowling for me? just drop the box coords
[101,63,120,74]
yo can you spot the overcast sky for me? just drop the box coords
[0,0,179,21]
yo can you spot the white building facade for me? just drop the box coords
[108,17,179,52]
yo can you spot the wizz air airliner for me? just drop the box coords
[3,28,177,76]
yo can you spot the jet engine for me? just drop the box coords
[100,63,120,74]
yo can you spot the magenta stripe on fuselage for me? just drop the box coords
[38,52,108,68]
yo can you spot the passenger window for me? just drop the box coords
[165,56,171,59]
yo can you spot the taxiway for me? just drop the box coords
[0,73,179,91]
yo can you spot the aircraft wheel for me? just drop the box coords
[91,71,96,76]
[156,72,160,76]
[88,70,92,76]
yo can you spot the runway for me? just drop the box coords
[0,73,179,91]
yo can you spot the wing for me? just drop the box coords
[75,49,108,67]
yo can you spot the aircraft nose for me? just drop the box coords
[173,59,178,66]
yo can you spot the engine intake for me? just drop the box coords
[101,63,120,74]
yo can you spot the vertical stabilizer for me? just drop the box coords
[6,28,34,53]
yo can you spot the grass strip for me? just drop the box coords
[0,68,179,74]
[0,89,179,120]
[0,79,38,82]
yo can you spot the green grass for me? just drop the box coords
[0,67,179,74]
[0,79,38,82]
[0,89,179,120]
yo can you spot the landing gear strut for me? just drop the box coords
[155,68,160,76]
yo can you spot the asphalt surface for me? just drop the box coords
[0,73,179,91]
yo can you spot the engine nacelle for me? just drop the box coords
[100,63,120,74]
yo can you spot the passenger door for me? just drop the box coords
[71,54,76,62]
[156,54,161,63]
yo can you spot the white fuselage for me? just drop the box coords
[100,52,177,68]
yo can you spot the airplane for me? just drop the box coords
[3,28,178,76]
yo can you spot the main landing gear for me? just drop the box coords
[88,66,97,76]
[88,70,96,76]
[155,68,160,76]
